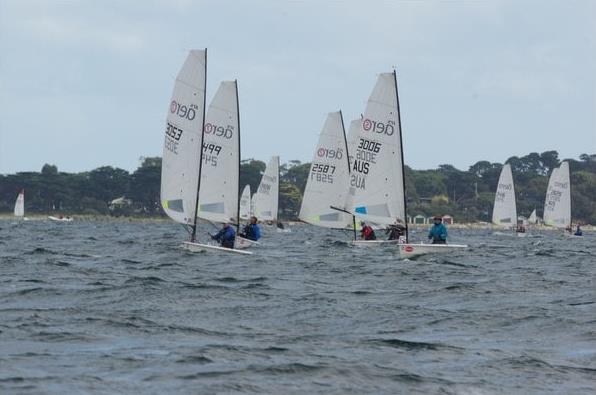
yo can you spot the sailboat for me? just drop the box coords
[299,111,355,233]
[492,163,525,236]
[528,209,538,225]
[14,190,26,221]
[160,50,251,255]
[253,156,280,224]
[543,161,575,235]
[343,71,467,258]
[239,185,251,220]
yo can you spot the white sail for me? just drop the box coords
[197,81,240,224]
[160,49,206,225]
[253,156,279,221]
[14,190,24,217]
[544,162,571,228]
[492,163,517,227]
[346,72,405,225]
[299,111,353,229]
[239,185,251,220]
[528,209,537,224]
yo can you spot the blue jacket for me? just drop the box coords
[212,226,236,248]
[243,223,261,241]
[428,223,448,242]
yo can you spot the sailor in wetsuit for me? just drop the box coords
[211,222,236,248]
[360,221,376,240]
[241,216,261,241]
[428,216,448,244]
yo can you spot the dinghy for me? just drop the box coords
[253,155,282,227]
[160,50,251,255]
[492,164,526,236]
[543,162,578,236]
[239,185,251,221]
[528,209,538,225]
[299,111,355,233]
[235,184,259,249]
[13,190,27,221]
[342,71,467,257]
[48,216,73,222]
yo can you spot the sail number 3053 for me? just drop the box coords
[165,122,183,154]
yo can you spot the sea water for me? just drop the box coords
[1,219,594,394]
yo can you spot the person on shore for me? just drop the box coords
[360,221,376,240]
[574,224,583,236]
[386,218,406,242]
[428,216,448,244]
[211,222,236,248]
[241,216,261,241]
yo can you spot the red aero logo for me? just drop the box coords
[204,123,233,139]
[317,147,343,159]
[362,118,395,136]
[404,245,414,253]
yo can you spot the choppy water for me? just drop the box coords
[0,219,594,394]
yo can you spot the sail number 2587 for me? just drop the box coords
[311,163,335,183]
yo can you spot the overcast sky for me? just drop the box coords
[1,0,594,174]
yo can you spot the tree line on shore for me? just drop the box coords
[1,151,595,224]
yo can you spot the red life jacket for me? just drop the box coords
[362,226,376,240]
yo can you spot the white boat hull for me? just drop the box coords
[352,239,401,246]
[399,243,468,258]
[234,236,259,250]
[48,216,73,222]
[182,241,253,255]
[516,232,527,238]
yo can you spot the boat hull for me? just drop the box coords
[399,243,468,258]
[352,239,401,246]
[182,241,253,255]
[234,236,259,250]
[48,216,73,222]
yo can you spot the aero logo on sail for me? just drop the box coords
[317,147,343,159]
[170,100,198,120]
[362,118,395,136]
[204,123,234,139]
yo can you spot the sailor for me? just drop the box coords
[428,216,448,244]
[516,224,526,233]
[574,224,583,236]
[386,218,406,242]
[241,216,261,241]
[211,222,236,248]
[360,221,376,240]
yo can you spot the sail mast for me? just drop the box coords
[235,79,242,233]
[393,70,409,242]
[191,48,208,243]
[276,156,280,223]
[339,110,357,240]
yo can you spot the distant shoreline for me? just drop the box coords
[1,214,592,231]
